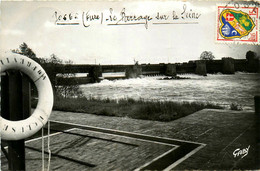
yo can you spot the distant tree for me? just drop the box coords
[200,51,215,60]
[12,42,36,59]
[65,59,74,65]
[49,54,63,64]
[12,43,82,98]
[134,59,139,65]
[45,54,82,98]
[246,50,257,61]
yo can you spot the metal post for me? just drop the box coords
[255,95,260,169]
[1,70,31,171]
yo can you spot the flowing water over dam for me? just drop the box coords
[80,73,260,110]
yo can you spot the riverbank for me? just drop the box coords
[34,97,227,122]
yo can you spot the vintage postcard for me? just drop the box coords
[0,0,260,170]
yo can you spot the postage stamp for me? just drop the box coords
[216,4,259,45]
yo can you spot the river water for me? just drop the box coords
[80,73,260,110]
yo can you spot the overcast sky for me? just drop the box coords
[1,0,259,64]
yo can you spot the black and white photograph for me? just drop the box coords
[0,0,260,170]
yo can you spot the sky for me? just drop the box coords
[0,0,259,64]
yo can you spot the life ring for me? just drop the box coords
[0,53,53,140]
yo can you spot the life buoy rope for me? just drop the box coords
[0,53,53,141]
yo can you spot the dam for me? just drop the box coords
[41,57,259,85]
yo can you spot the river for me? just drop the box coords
[80,72,260,110]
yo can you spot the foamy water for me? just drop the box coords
[80,73,260,110]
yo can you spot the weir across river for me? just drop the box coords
[42,57,259,85]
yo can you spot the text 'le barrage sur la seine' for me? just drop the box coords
[53,5,202,29]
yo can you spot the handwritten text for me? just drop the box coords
[53,5,202,29]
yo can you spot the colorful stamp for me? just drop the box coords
[216,4,259,44]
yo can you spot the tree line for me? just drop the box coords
[12,42,82,98]
[199,50,258,61]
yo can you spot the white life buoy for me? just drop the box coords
[0,53,53,141]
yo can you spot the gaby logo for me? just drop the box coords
[233,145,250,159]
